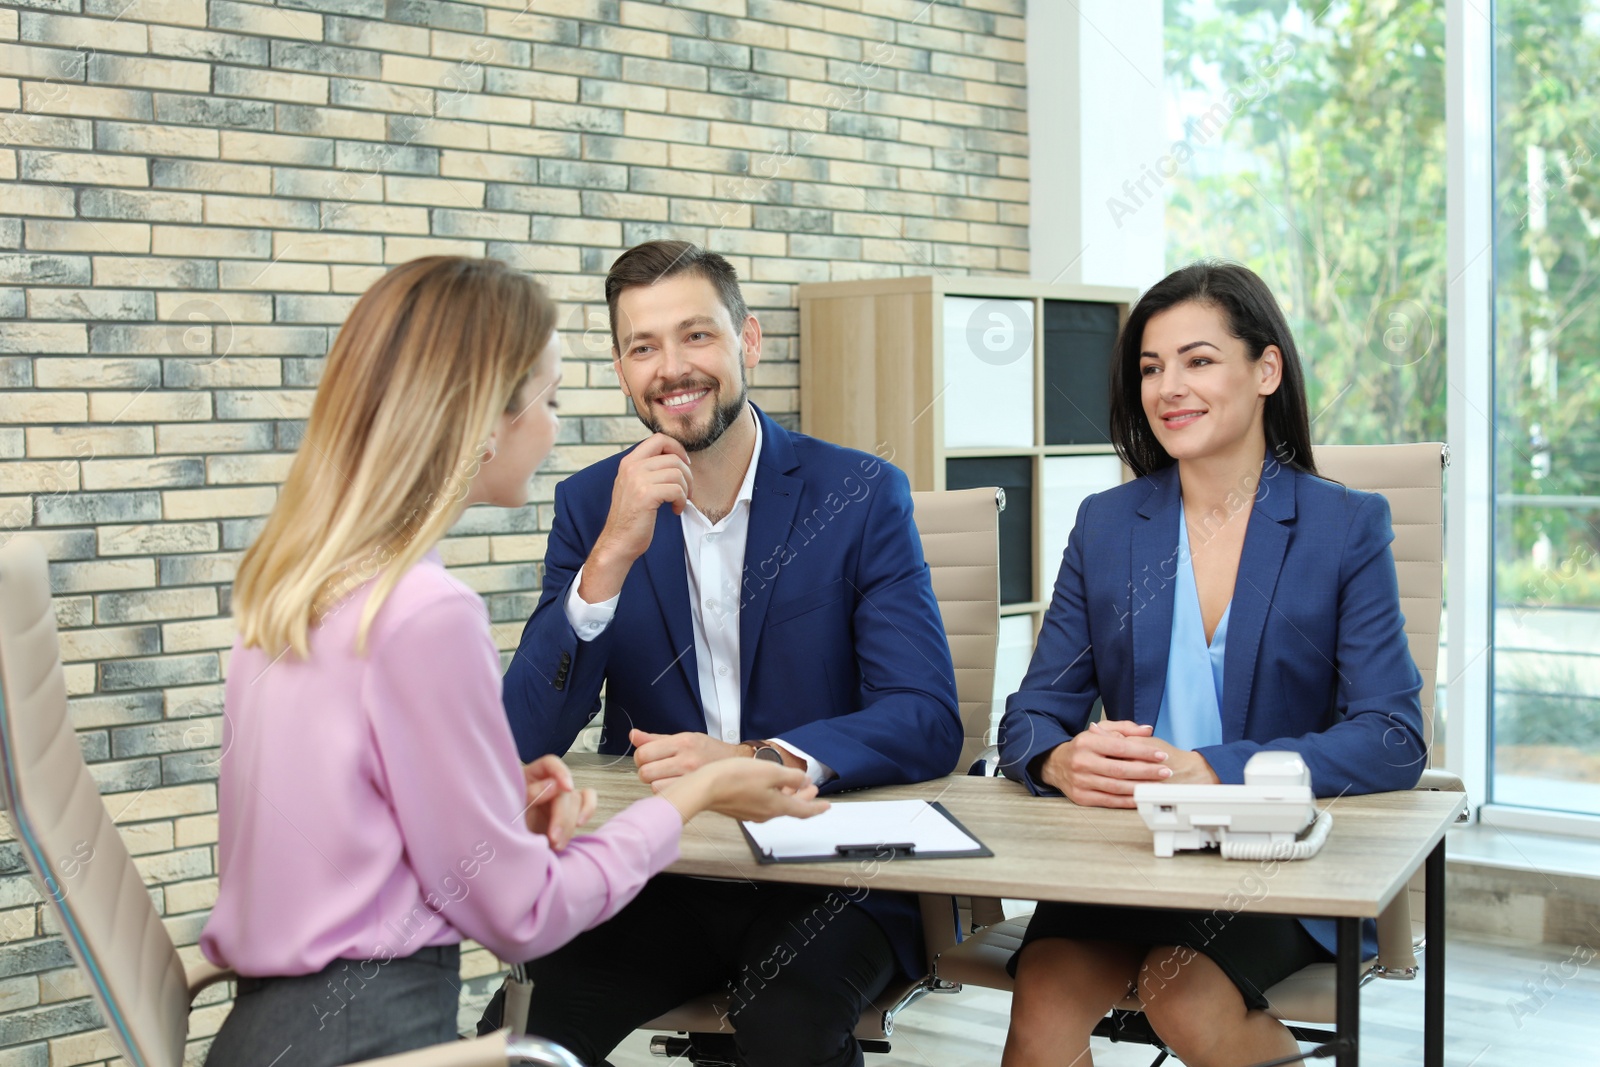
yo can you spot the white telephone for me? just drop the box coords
[1133,751,1333,860]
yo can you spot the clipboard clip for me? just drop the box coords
[834,842,915,858]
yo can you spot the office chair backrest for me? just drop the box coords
[910,488,1002,772]
[1311,443,1446,753]
[0,539,190,1067]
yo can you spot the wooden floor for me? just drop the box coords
[464,932,1600,1066]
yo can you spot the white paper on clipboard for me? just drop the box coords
[741,799,986,861]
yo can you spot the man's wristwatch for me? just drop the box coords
[749,741,786,765]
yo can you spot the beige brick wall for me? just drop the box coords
[0,0,1028,1058]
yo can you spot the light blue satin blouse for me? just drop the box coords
[1153,503,1229,750]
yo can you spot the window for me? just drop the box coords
[1163,0,1447,450]
[1490,0,1600,816]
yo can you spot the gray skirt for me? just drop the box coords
[204,944,461,1067]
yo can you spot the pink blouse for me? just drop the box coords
[200,551,682,975]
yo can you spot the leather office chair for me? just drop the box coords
[0,540,582,1067]
[494,487,1004,1063]
[937,443,1464,1057]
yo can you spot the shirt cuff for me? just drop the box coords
[769,740,835,786]
[564,565,619,642]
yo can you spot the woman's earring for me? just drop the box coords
[484,438,498,462]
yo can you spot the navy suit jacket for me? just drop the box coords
[998,459,1426,956]
[504,407,962,977]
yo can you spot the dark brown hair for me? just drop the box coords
[1108,260,1318,479]
[604,240,749,351]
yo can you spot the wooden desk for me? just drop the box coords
[568,754,1465,1067]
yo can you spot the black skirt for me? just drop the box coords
[1007,902,1331,1012]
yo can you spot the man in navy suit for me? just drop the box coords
[482,240,961,1067]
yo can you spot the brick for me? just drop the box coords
[482,66,577,102]
[96,586,216,624]
[381,53,482,91]
[106,783,215,823]
[582,190,669,221]
[335,139,438,176]
[36,490,160,527]
[272,40,382,80]
[434,92,533,127]
[21,82,153,121]
[381,235,484,262]
[0,1000,98,1047]
[0,115,91,151]
[86,391,209,426]
[49,559,157,595]
[164,877,218,914]
[174,814,218,848]
[275,104,386,141]
[34,358,160,390]
[92,256,216,291]
[154,94,277,131]
[21,150,148,187]
[155,422,275,453]
[29,289,152,323]
[99,652,219,694]
[151,159,268,194]
[210,0,322,41]
[482,9,576,44]
[25,220,150,254]
[0,254,87,286]
[164,357,281,388]
[22,12,147,52]
[0,392,86,422]
[431,29,527,68]
[202,194,319,230]
[160,616,235,653]
[325,15,428,54]
[96,123,219,160]
[159,550,242,585]
[386,0,482,31]
[218,260,330,292]
[83,457,205,490]
[152,225,271,259]
[214,65,329,106]
[384,174,483,208]
[328,77,434,115]
[26,425,152,458]
[147,25,264,65]
[0,43,85,82]
[88,53,209,92]
[79,188,202,224]
[161,486,276,519]
[386,112,487,150]
[0,461,76,494]
[96,523,216,560]
[0,184,72,218]
[317,202,429,234]
[60,620,161,662]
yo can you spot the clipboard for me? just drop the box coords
[738,799,994,864]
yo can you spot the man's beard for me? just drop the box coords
[640,363,749,453]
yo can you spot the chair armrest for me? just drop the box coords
[1415,768,1465,793]
[184,958,236,1002]
[920,893,961,959]
[966,745,1004,777]
[1373,889,1419,978]
[969,896,1006,929]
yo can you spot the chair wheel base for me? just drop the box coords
[648,1034,893,1063]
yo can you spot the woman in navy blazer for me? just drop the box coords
[998,262,1426,1067]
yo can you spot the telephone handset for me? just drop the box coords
[1133,751,1332,860]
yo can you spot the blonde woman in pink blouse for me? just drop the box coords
[199,257,827,1067]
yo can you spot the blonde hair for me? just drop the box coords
[234,257,558,656]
